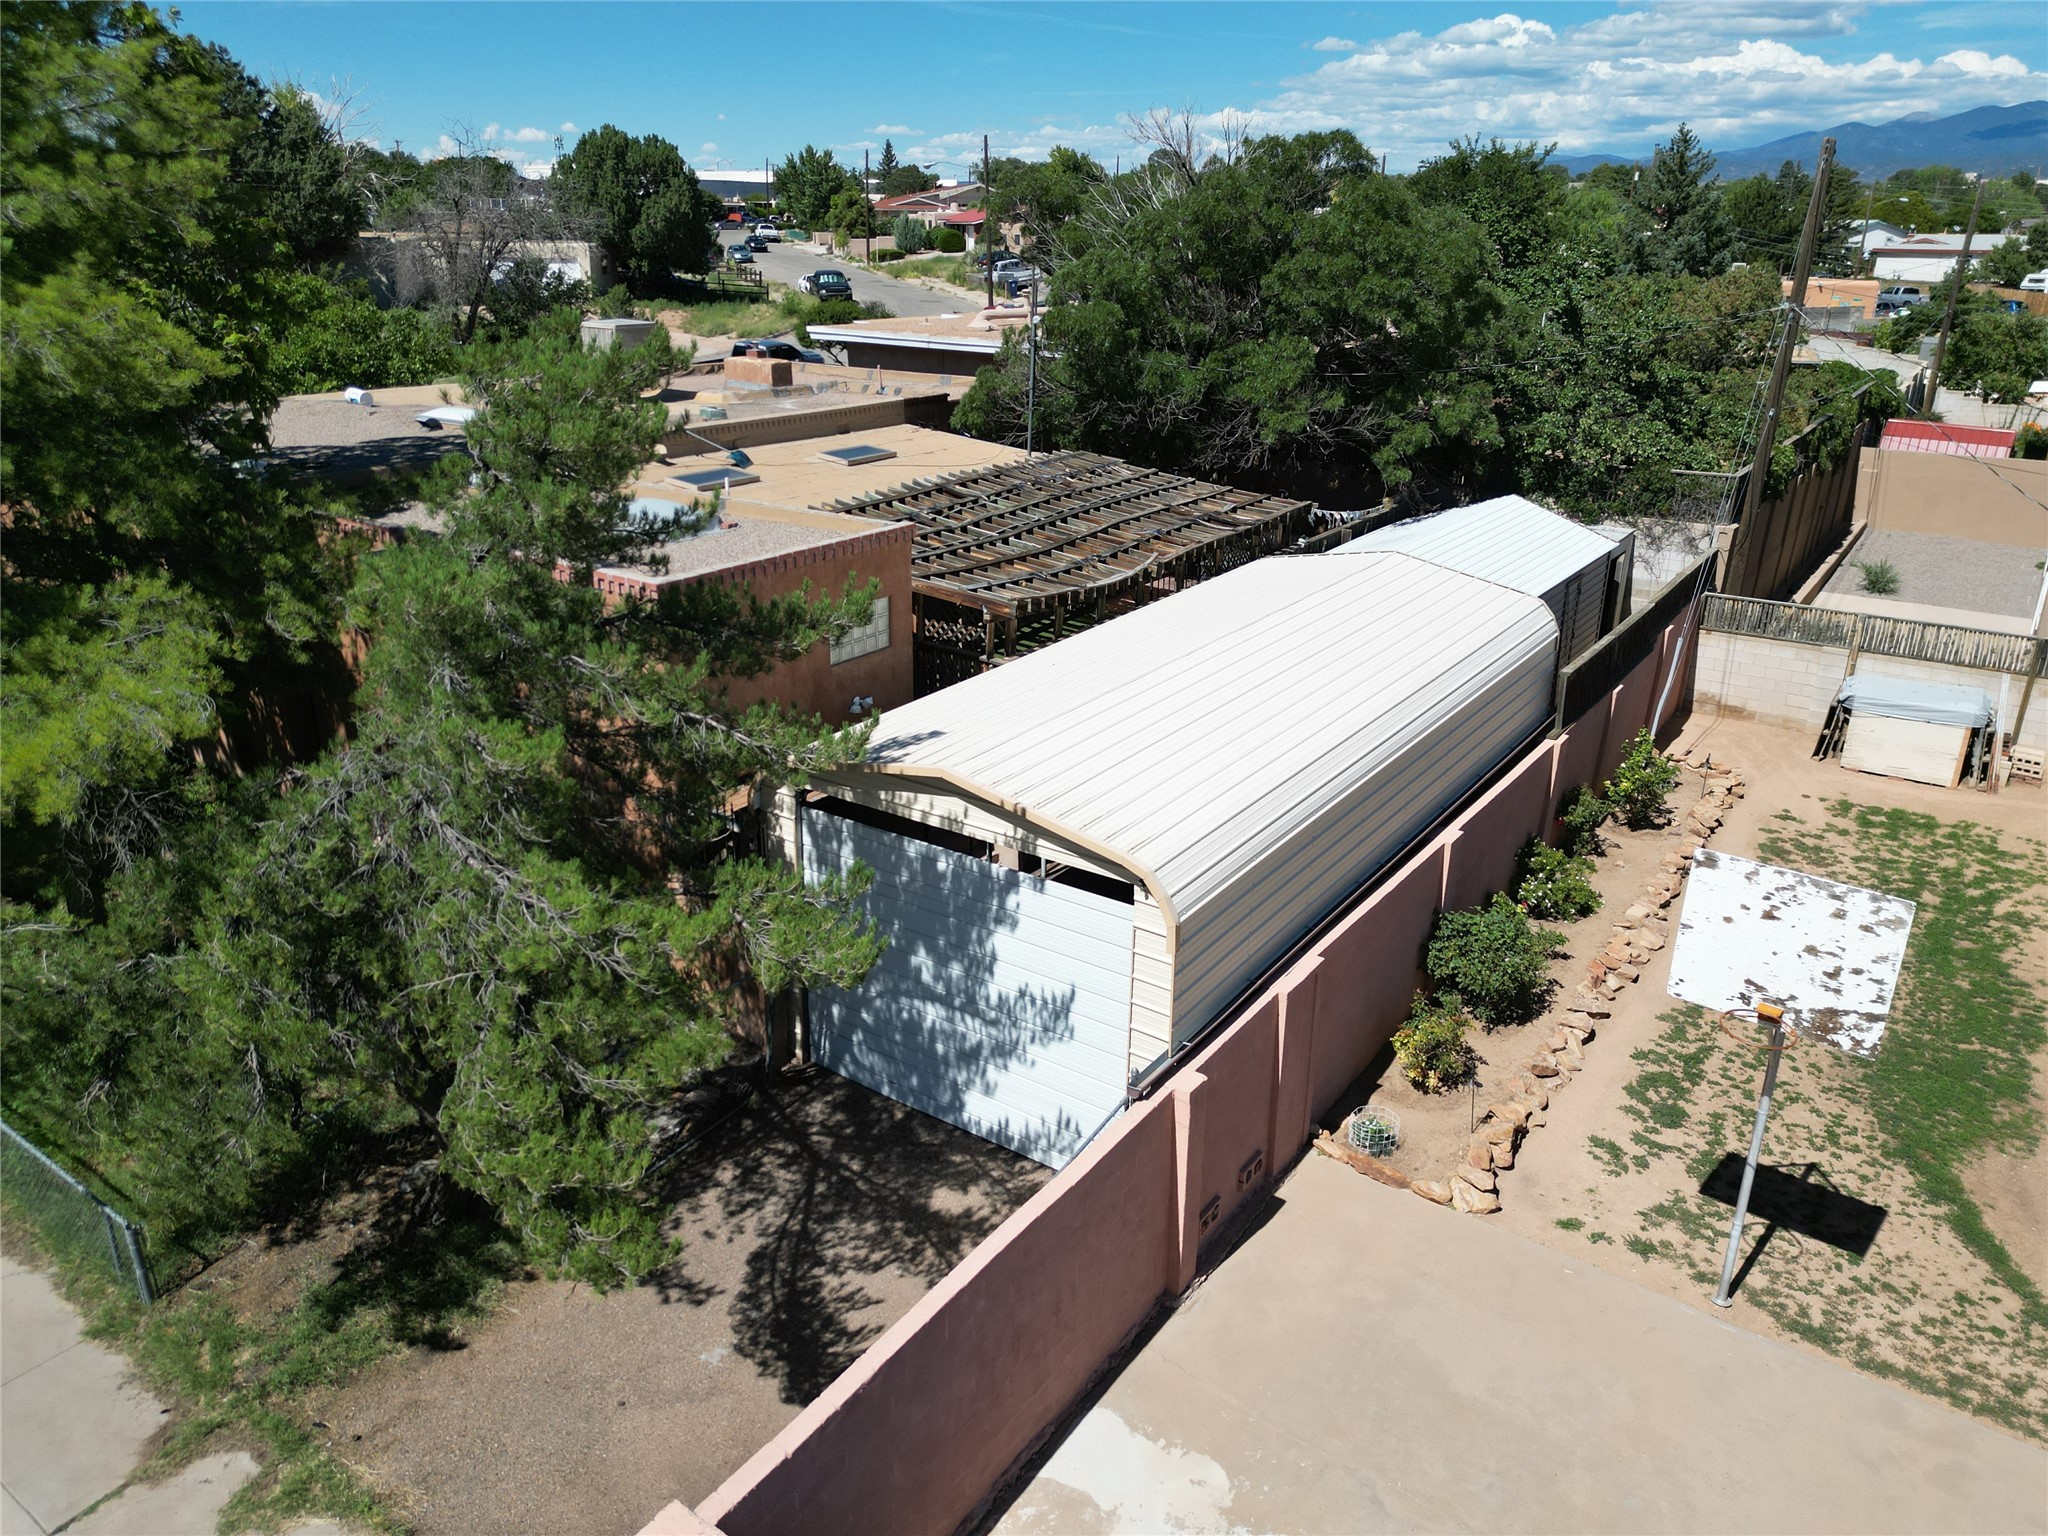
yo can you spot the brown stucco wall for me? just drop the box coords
[1855,448,2048,547]
[676,525,916,725]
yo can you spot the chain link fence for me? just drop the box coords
[0,1118,153,1302]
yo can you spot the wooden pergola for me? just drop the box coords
[823,451,1316,693]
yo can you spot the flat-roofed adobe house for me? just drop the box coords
[784,551,1564,1166]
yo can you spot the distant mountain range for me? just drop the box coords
[1557,101,2048,181]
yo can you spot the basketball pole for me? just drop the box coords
[1713,1002,1786,1308]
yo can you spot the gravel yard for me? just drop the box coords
[1825,527,2045,618]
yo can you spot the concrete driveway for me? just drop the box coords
[722,236,978,320]
[990,1155,2048,1535]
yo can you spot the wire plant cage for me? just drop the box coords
[1347,1107,1401,1159]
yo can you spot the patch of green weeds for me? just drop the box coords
[1586,1229,1614,1245]
[1554,1216,1585,1232]
[1587,1135,1629,1177]
[1598,798,2048,1442]
[1759,802,2048,1314]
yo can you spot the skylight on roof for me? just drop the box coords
[670,467,761,491]
[817,443,898,467]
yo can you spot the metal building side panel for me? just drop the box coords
[1167,632,1557,1044]
[802,808,1135,1168]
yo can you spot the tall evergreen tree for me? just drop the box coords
[551,125,723,291]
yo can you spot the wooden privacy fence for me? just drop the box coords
[1702,594,2048,677]
[1555,553,1714,727]
[1720,420,1872,601]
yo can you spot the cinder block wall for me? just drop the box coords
[1696,630,2047,750]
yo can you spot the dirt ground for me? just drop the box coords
[1429,713,2048,1443]
[309,1070,1047,1536]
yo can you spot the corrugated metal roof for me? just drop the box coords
[860,552,1559,927]
[1879,420,2015,458]
[1331,495,1619,599]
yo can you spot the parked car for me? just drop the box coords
[1876,285,1927,308]
[799,269,853,299]
[727,246,754,265]
[2022,270,2048,293]
[746,232,770,251]
[729,338,825,364]
[754,223,781,241]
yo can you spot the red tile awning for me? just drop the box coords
[941,209,985,226]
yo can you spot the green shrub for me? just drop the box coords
[2016,423,2048,460]
[1557,785,1611,856]
[1514,838,1602,921]
[1425,895,1563,1025]
[891,213,929,255]
[265,274,456,395]
[873,248,906,263]
[932,226,966,253]
[1392,994,1478,1093]
[1854,558,1900,595]
[1601,728,1682,829]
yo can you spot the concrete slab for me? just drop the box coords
[68,1451,258,1536]
[995,1155,2048,1536]
[0,1262,87,1385]
[0,1267,165,1534]
[2,1484,45,1536]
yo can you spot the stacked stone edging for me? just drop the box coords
[1409,750,1746,1214]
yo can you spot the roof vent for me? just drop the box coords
[670,467,761,491]
[817,443,898,467]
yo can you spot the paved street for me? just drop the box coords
[991,1155,2048,1536]
[719,233,985,321]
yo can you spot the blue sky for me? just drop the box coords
[174,1,2048,177]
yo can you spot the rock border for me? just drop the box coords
[1412,750,1745,1214]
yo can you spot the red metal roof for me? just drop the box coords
[941,209,985,225]
[1880,420,2015,458]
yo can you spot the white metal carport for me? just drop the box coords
[1335,495,1632,661]
[797,552,1560,1167]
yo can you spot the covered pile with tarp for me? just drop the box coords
[1816,674,1998,787]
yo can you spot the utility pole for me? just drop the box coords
[864,147,873,262]
[1740,136,1836,529]
[984,132,994,310]
[1923,178,1987,415]
[1026,272,1038,452]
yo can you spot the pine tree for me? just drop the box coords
[189,315,889,1286]
[877,138,900,188]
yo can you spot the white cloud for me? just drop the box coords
[872,122,919,134]
[559,121,577,134]
[963,6,2047,173]
[716,113,727,122]
[699,142,719,157]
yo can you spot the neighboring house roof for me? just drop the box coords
[941,209,986,226]
[1334,495,1621,599]
[1867,234,1976,256]
[806,309,1030,358]
[855,551,1558,932]
[820,449,1314,621]
[1879,420,2015,458]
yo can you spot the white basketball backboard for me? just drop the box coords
[1667,850,1915,1058]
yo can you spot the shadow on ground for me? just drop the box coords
[654,1067,1049,1405]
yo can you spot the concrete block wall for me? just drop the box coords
[1696,630,1850,730]
[1696,630,2047,751]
